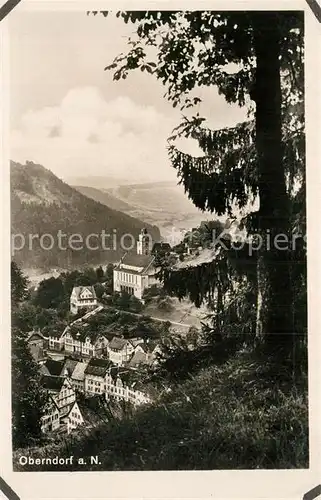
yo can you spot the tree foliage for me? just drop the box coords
[11,261,29,306]
[34,277,65,309]
[99,10,306,355]
[12,328,46,448]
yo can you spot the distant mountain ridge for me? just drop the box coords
[73,180,202,216]
[72,179,209,243]
[107,183,203,214]
[65,175,134,189]
[11,161,160,270]
[73,185,137,213]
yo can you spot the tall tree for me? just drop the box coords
[34,277,65,309]
[96,266,104,282]
[11,261,29,306]
[12,328,46,448]
[97,10,305,354]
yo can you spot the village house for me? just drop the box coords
[41,374,76,410]
[94,335,109,357]
[130,337,145,352]
[40,358,65,377]
[40,395,60,434]
[61,328,96,357]
[48,331,64,352]
[113,229,160,299]
[40,374,86,434]
[84,358,112,396]
[143,340,162,358]
[70,285,98,315]
[128,350,153,369]
[105,368,152,406]
[59,400,84,434]
[27,330,48,363]
[128,340,162,369]
[107,337,136,366]
[151,242,172,260]
[27,330,47,350]
[69,361,88,392]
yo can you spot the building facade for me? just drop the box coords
[84,358,112,395]
[70,286,98,314]
[113,229,159,300]
[107,337,135,366]
[60,401,84,434]
[63,330,96,357]
[41,396,60,433]
[105,369,152,406]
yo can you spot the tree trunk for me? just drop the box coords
[253,13,294,356]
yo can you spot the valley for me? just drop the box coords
[73,180,210,243]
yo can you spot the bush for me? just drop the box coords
[129,295,143,313]
[142,285,166,304]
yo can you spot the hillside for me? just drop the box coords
[72,185,137,213]
[12,351,308,470]
[73,180,210,241]
[108,181,202,215]
[11,161,160,270]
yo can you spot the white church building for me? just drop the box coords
[113,229,159,300]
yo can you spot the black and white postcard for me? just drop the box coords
[0,0,320,499]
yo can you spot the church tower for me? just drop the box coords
[137,228,152,255]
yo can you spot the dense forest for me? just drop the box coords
[11,161,160,269]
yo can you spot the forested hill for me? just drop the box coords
[11,161,160,270]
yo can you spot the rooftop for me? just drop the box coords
[84,358,112,377]
[26,330,46,342]
[71,285,97,300]
[41,375,66,392]
[152,242,171,254]
[29,344,46,363]
[128,351,152,369]
[116,252,155,271]
[41,359,65,377]
[109,337,128,351]
[129,337,144,348]
[48,330,64,339]
[109,367,142,387]
[141,340,160,354]
[71,361,89,381]
[63,358,79,377]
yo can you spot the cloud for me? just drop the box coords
[11,86,179,183]
[11,85,250,184]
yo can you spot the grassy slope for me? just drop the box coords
[13,351,308,471]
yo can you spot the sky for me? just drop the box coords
[9,10,249,184]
